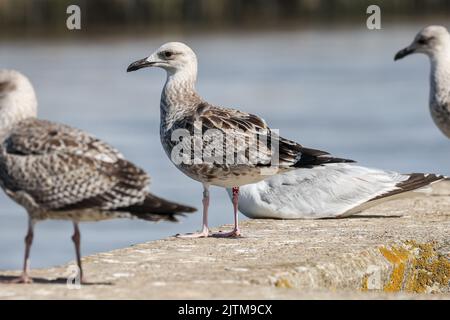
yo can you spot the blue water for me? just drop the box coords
[1,23,450,270]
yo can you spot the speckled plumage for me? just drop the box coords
[0,69,195,283]
[128,42,353,237]
[0,72,195,222]
[430,59,450,138]
[0,115,196,222]
[155,44,353,189]
[160,100,354,188]
[1,118,146,220]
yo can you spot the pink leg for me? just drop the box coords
[7,218,35,284]
[213,186,241,238]
[176,185,210,238]
[71,222,86,284]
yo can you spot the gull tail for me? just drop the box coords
[294,147,355,168]
[369,173,446,201]
[116,192,197,222]
[343,172,446,216]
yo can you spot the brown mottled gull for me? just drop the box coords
[127,42,354,238]
[0,70,196,283]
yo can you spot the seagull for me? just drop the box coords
[127,42,354,238]
[225,163,444,219]
[0,70,196,284]
[395,25,450,139]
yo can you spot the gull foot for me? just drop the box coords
[176,230,209,239]
[5,274,33,284]
[212,229,242,238]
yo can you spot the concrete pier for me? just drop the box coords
[1,183,449,299]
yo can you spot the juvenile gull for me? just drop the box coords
[395,25,450,138]
[0,70,196,283]
[226,164,444,219]
[127,42,354,238]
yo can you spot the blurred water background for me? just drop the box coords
[1,0,450,270]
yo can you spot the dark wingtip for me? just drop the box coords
[370,173,445,201]
[294,154,356,168]
[322,156,356,164]
[294,146,356,168]
[183,205,198,213]
[173,204,197,214]
[116,193,197,222]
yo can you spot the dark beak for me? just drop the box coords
[394,47,415,61]
[127,58,153,72]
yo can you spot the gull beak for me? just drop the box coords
[394,46,416,61]
[127,57,155,72]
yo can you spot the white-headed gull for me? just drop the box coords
[395,25,450,139]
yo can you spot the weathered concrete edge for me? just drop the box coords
[2,232,448,299]
[266,240,450,295]
[1,207,449,300]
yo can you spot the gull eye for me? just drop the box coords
[163,51,173,59]
[417,38,428,45]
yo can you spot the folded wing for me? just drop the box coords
[0,118,195,220]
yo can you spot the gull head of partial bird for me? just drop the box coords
[127,42,197,76]
[394,25,450,61]
[0,70,37,133]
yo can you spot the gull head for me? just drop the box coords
[127,42,197,76]
[395,25,450,61]
[0,70,37,130]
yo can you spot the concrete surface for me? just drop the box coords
[1,183,450,299]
